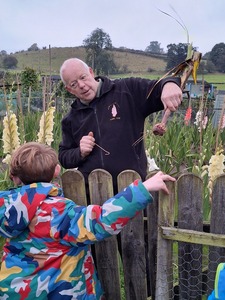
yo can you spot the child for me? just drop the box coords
[0,142,175,300]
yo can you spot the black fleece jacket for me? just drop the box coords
[59,75,181,189]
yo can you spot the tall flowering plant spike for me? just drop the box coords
[184,107,192,126]
[207,148,225,203]
[1,82,20,170]
[194,111,208,131]
[37,101,55,146]
[215,96,225,149]
[221,115,225,131]
[2,112,21,164]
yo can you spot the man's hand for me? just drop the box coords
[161,82,182,112]
[80,131,95,158]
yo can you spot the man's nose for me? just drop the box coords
[77,79,85,88]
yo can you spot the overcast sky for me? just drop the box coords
[1,0,224,56]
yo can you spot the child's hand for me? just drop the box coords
[143,171,176,195]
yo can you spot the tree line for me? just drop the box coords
[1,28,225,74]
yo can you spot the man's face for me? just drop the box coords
[64,62,99,103]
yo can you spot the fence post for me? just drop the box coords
[117,170,148,300]
[208,174,225,295]
[155,181,175,300]
[146,172,159,300]
[177,173,203,300]
[88,169,121,300]
[61,169,87,205]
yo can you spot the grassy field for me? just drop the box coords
[12,46,167,75]
[14,47,87,74]
[202,73,225,90]
[112,72,225,83]
[112,72,225,91]
[1,46,225,90]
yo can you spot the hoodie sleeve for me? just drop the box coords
[58,115,84,169]
[53,180,153,246]
[123,76,181,118]
[146,76,181,112]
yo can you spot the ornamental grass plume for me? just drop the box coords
[37,104,55,146]
[2,112,21,164]
[207,148,225,203]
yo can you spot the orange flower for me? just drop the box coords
[184,107,192,125]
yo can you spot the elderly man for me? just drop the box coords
[59,58,182,193]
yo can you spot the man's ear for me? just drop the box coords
[89,67,95,77]
[54,164,61,178]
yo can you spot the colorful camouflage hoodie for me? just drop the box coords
[0,180,152,299]
[208,263,225,299]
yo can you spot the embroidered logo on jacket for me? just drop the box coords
[108,103,120,121]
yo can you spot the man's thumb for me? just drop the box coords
[88,131,94,137]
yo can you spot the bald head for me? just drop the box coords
[60,58,99,102]
[60,58,89,85]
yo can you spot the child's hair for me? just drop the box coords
[10,142,58,184]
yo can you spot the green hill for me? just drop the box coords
[2,47,225,90]
[13,46,167,75]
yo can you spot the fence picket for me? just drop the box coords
[208,174,225,295]
[88,169,121,300]
[118,170,148,300]
[146,189,158,300]
[155,181,175,300]
[61,169,87,205]
[177,173,203,300]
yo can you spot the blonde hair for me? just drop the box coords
[10,142,58,184]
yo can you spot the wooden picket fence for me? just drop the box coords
[61,169,225,300]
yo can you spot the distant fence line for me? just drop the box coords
[0,92,74,116]
[0,91,215,120]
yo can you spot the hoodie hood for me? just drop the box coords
[0,182,63,238]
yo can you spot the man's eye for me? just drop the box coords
[71,82,77,88]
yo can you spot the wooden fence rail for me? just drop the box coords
[61,169,225,300]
